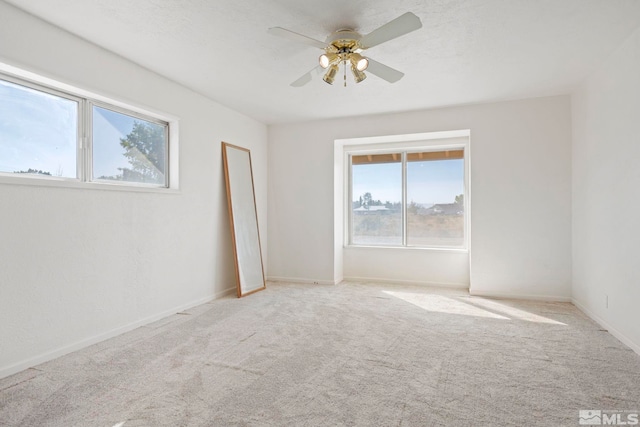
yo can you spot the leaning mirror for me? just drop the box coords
[222,142,266,297]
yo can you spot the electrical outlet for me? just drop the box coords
[313,281,319,285]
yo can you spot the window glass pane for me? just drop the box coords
[352,154,402,246]
[0,79,77,178]
[407,153,464,247]
[92,106,167,185]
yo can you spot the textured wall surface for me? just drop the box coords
[268,95,572,298]
[572,26,640,353]
[0,3,268,378]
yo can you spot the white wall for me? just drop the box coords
[268,96,572,299]
[571,26,640,353]
[0,2,268,378]
[343,248,470,287]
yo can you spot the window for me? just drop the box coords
[0,72,171,188]
[92,105,167,185]
[0,78,79,178]
[351,153,403,245]
[349,147,466,249]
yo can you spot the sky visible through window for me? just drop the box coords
[0,79,77,177]
[92,106,166,184]
[93,106,152,179]
[0,77,165,182]
[353,158,464,207]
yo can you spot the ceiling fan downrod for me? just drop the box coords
[344,60,347,87]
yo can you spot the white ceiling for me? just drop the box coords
[6,0,640,124]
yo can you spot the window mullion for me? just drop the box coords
[84,100,93,182]
[402,151,407,247]
[76,99,85,181]
[347,154,353,245]
[164,125,170,188]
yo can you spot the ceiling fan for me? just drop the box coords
[268,12,422,87]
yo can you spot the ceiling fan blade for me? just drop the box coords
[366,59,404,83]
[290,65,324,87]
[359,12,422,49]
[268,27,327,50]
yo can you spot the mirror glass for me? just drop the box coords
[222,142,266,297]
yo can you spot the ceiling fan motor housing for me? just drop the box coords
[325,30,363,55]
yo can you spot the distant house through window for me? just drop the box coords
[348,144,467,249]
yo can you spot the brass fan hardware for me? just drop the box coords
[268,13,422,87]
[318,30,369,86]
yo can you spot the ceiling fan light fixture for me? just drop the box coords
[350,53,369,71]
[323,64,339,84]
[351,65,367,83]
[319,52,339,69]
[269,11,422,86]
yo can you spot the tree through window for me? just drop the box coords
[0,72,172,189]
[92,106,167,186]
[350,149,466,248]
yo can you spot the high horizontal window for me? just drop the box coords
[349,148,466,249]
[92,105,167,185]
[0,73,170,188]
[0,78,79,178]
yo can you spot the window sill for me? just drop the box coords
[0,174,180,194]
[344,244,468,253]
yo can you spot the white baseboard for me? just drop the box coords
[211,286,237,300]
[0,288,234,380]
[572,298,640,356]
[267,276,339,285]
[343,276,469,289]
[469,289,572,302]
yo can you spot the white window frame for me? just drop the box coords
[0,64,179,192]
[88,101,170,188]
[344,134,470,251]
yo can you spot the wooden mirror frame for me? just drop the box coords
[222,142,266,297]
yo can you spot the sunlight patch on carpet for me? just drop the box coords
[383,291,509,320]
[466,297,567,325]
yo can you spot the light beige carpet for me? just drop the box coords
[1,282,639,426]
